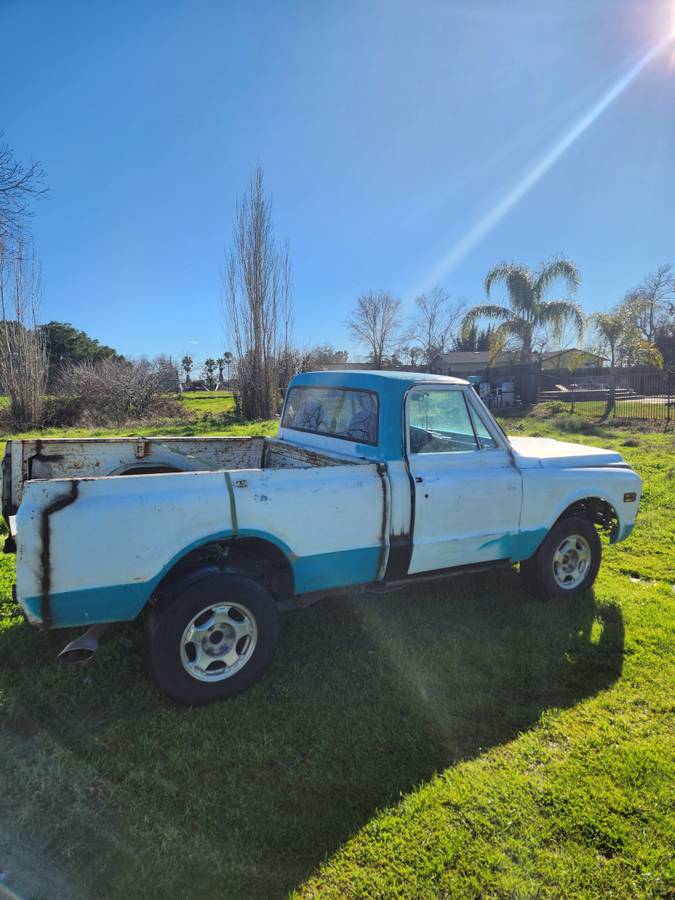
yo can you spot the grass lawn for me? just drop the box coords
[0,412,673,898]
[180,390,237,416]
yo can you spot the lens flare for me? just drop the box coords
[413,32,675,297]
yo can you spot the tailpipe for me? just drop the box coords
[58,623,107,665]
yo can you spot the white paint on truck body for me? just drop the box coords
[3,372,642,631]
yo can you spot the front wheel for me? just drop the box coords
[147,569,279,704]
[520,515,601,599]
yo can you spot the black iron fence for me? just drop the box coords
[539,368,674,423]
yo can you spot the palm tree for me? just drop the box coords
[461,257,584,363]
[591,312,624,420]
[181,354,193,389]
[223,351,233,384]
[202,358,217,390]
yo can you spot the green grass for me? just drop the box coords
[0,416,673,898]
[180,390,237,415]
[0,393,278,445]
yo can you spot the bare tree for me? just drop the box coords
[0,240,48,429]
[347,291,402,369]
[621,264,673,344]
[222,167,293,419]
[0,134,47,246]
[407,288,466,367]
[275,241,296,393]
[299,345,349,370]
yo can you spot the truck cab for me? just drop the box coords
[2,370,641,704]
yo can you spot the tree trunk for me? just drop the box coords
[602,349,617,420]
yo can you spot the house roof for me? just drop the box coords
[540,349,607,361]
[430,351,491,364]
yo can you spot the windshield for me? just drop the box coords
[282,386,379,445]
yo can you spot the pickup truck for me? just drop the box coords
[2,370,641,704]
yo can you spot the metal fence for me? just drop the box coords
[539,369,674,423]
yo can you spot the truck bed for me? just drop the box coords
[2,435,353,520]
[6,435,388,629]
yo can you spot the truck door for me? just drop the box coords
[406,385,521,574]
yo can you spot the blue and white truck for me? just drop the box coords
[2,370,641,704]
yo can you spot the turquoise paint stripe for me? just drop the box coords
[21,582,152,628]
[613,521,634,544]
[23,527,293,628]
[478,528,548,562]
[293,546,382,593]
[508,528,548,561]
[21,530,382,628]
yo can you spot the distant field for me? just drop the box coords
[0,392,260,445]
[180,390,236,415]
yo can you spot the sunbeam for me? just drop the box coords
[413,32,675,297]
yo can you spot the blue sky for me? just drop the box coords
[2,0,674,365]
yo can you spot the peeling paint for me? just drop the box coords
[39,481,79,628]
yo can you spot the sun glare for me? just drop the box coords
[412,28,675,297]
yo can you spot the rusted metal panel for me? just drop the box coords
[264,440,352,469]
[7,436,268,504]
[39,480,79,628]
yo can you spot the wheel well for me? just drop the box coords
[154,537,295,601]
[555,497,618,537]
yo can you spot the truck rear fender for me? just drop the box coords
[153,536,295,603]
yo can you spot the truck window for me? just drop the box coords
[408,389,479,454]
[282,387,379,445]
[468,405,498,449]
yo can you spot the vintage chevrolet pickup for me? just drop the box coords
[2,370,641,703]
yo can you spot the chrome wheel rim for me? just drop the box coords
[180,602,258,682]
[552,534,592,590]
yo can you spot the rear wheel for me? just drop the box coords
[147,569,279,704]
[520,515,601,599]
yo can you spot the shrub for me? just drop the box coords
[556,416,602,436]
[58,358,183,426]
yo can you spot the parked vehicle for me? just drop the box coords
[2,371,642,704]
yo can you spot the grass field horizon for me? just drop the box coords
[0,405,673,898]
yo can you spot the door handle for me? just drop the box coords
[415,476,424,483]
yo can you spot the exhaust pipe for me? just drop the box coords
[58,623,107,665]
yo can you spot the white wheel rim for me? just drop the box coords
[552,534,592,590]
[180,602,258,682]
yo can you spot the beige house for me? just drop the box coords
[430,348,605,375]
[428,351,492,375]
[539,349,606,369]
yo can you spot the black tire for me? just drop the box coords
[520,515,601,600]
[147,568,279,705]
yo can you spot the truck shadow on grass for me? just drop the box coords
[0,569,624,900]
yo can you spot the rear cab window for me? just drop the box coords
[282,386,379,445]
